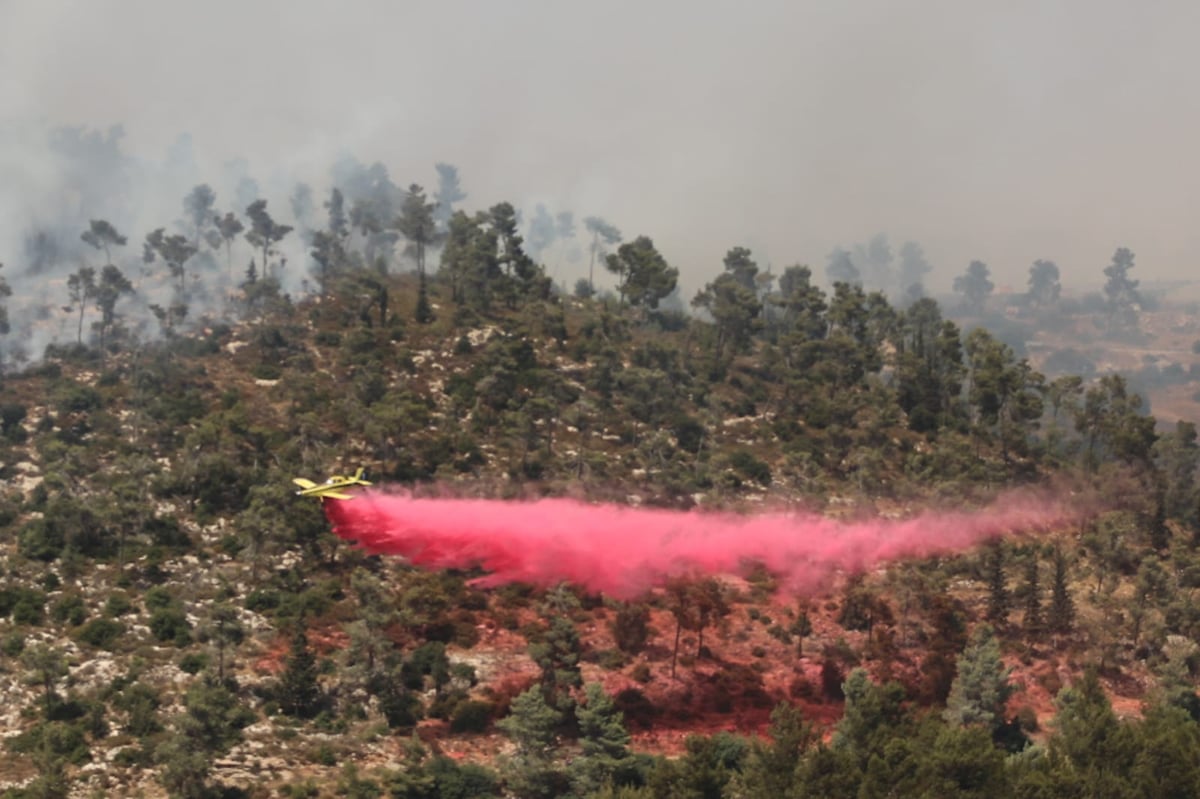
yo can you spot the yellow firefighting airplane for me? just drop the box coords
[293,467,372,500]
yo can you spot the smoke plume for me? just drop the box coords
[325,491,1082,598]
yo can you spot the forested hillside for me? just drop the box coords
[3,171,1200,798]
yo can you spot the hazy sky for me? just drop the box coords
[4,0,1200,294]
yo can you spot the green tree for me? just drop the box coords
[529,615,582,712]
[80,218,126,265]
[433,162,467,230]
[1026,258,1061,310]
[1051,669,1136,784]
[1045,374,1084,455]
[571,683,640,796]
[610,602,651,655]
[824,281,886,388]
[665,577,700,679]
[491,202,549,305]
[66,265,97,344]
[395,183,439,277]
[728,702,814,799]
[497,687,566,799]
[1129,705,1200,797]
[896,240,932,302]
[692,273,762,366]
[833,668,909,769]
[1074,374,1157,468]
[1155,421,1200,526]
[526,203,558,258]
[157,674,255,798]
[943,624,1013,734]
[984,544,1010,626]
[605,236,678,311]
[1048,546,1075,637]
[691,578,731,657]
[1021,554,1043,638]
[1103,246,1141,335]
[144,227,199,300]
[204,601,244,684]
[244,199,293,281]
[21,643,68,718]
[93,264,134,351]
[277,626,322,718]
[584,216,622,294]
[893,297,965,433]
[1130,555,1169,648]
[953,260,994,314]
[213,210,245,280]
[826,246,860,284]
[964,327,1044,463]
[440,210,493,307]
[775,263,827,340]
[182,184,217,250]
[0,262,11,339]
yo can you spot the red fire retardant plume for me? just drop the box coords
[324,492,1079,599]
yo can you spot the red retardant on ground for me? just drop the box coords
[323,490,1081,598]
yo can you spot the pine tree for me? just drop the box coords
[498,687,566,799]
[1048,547,1075,636]
[1021,555,1043,638]
[277,627,321,718]
[729,702,814,799]
[528,615,582,713]
[1150,488,1170,551]
[984,544,1010,626]
[944,624,1012,732]
[570,683,639,796]
[415,270,434,323]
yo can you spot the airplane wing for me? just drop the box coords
[293,477,319,490]
[315,490,354,500]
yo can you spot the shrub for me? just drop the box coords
[18,518,64,561]
[0,402,27,441]
[728,449,772,486]
[597,649,627,670]
[314,331,342,347]
[75,618,124,650]
[767,624,793,644]
[104,593,134,617]
[54,384,102,413]
[149,607,192,645]
[146,516,190,549]
[449,700,494,734]
[613,688,658,728]
[820,658,845,700]
[245,589,281,612]
[610,603,651,654]
[252,363,283,380]
[9,589,46,626]
[2,631,24,657]
[179,653,209,674]
[51,595,87,626]
[144,586,174,611]
[8,721,91,765]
